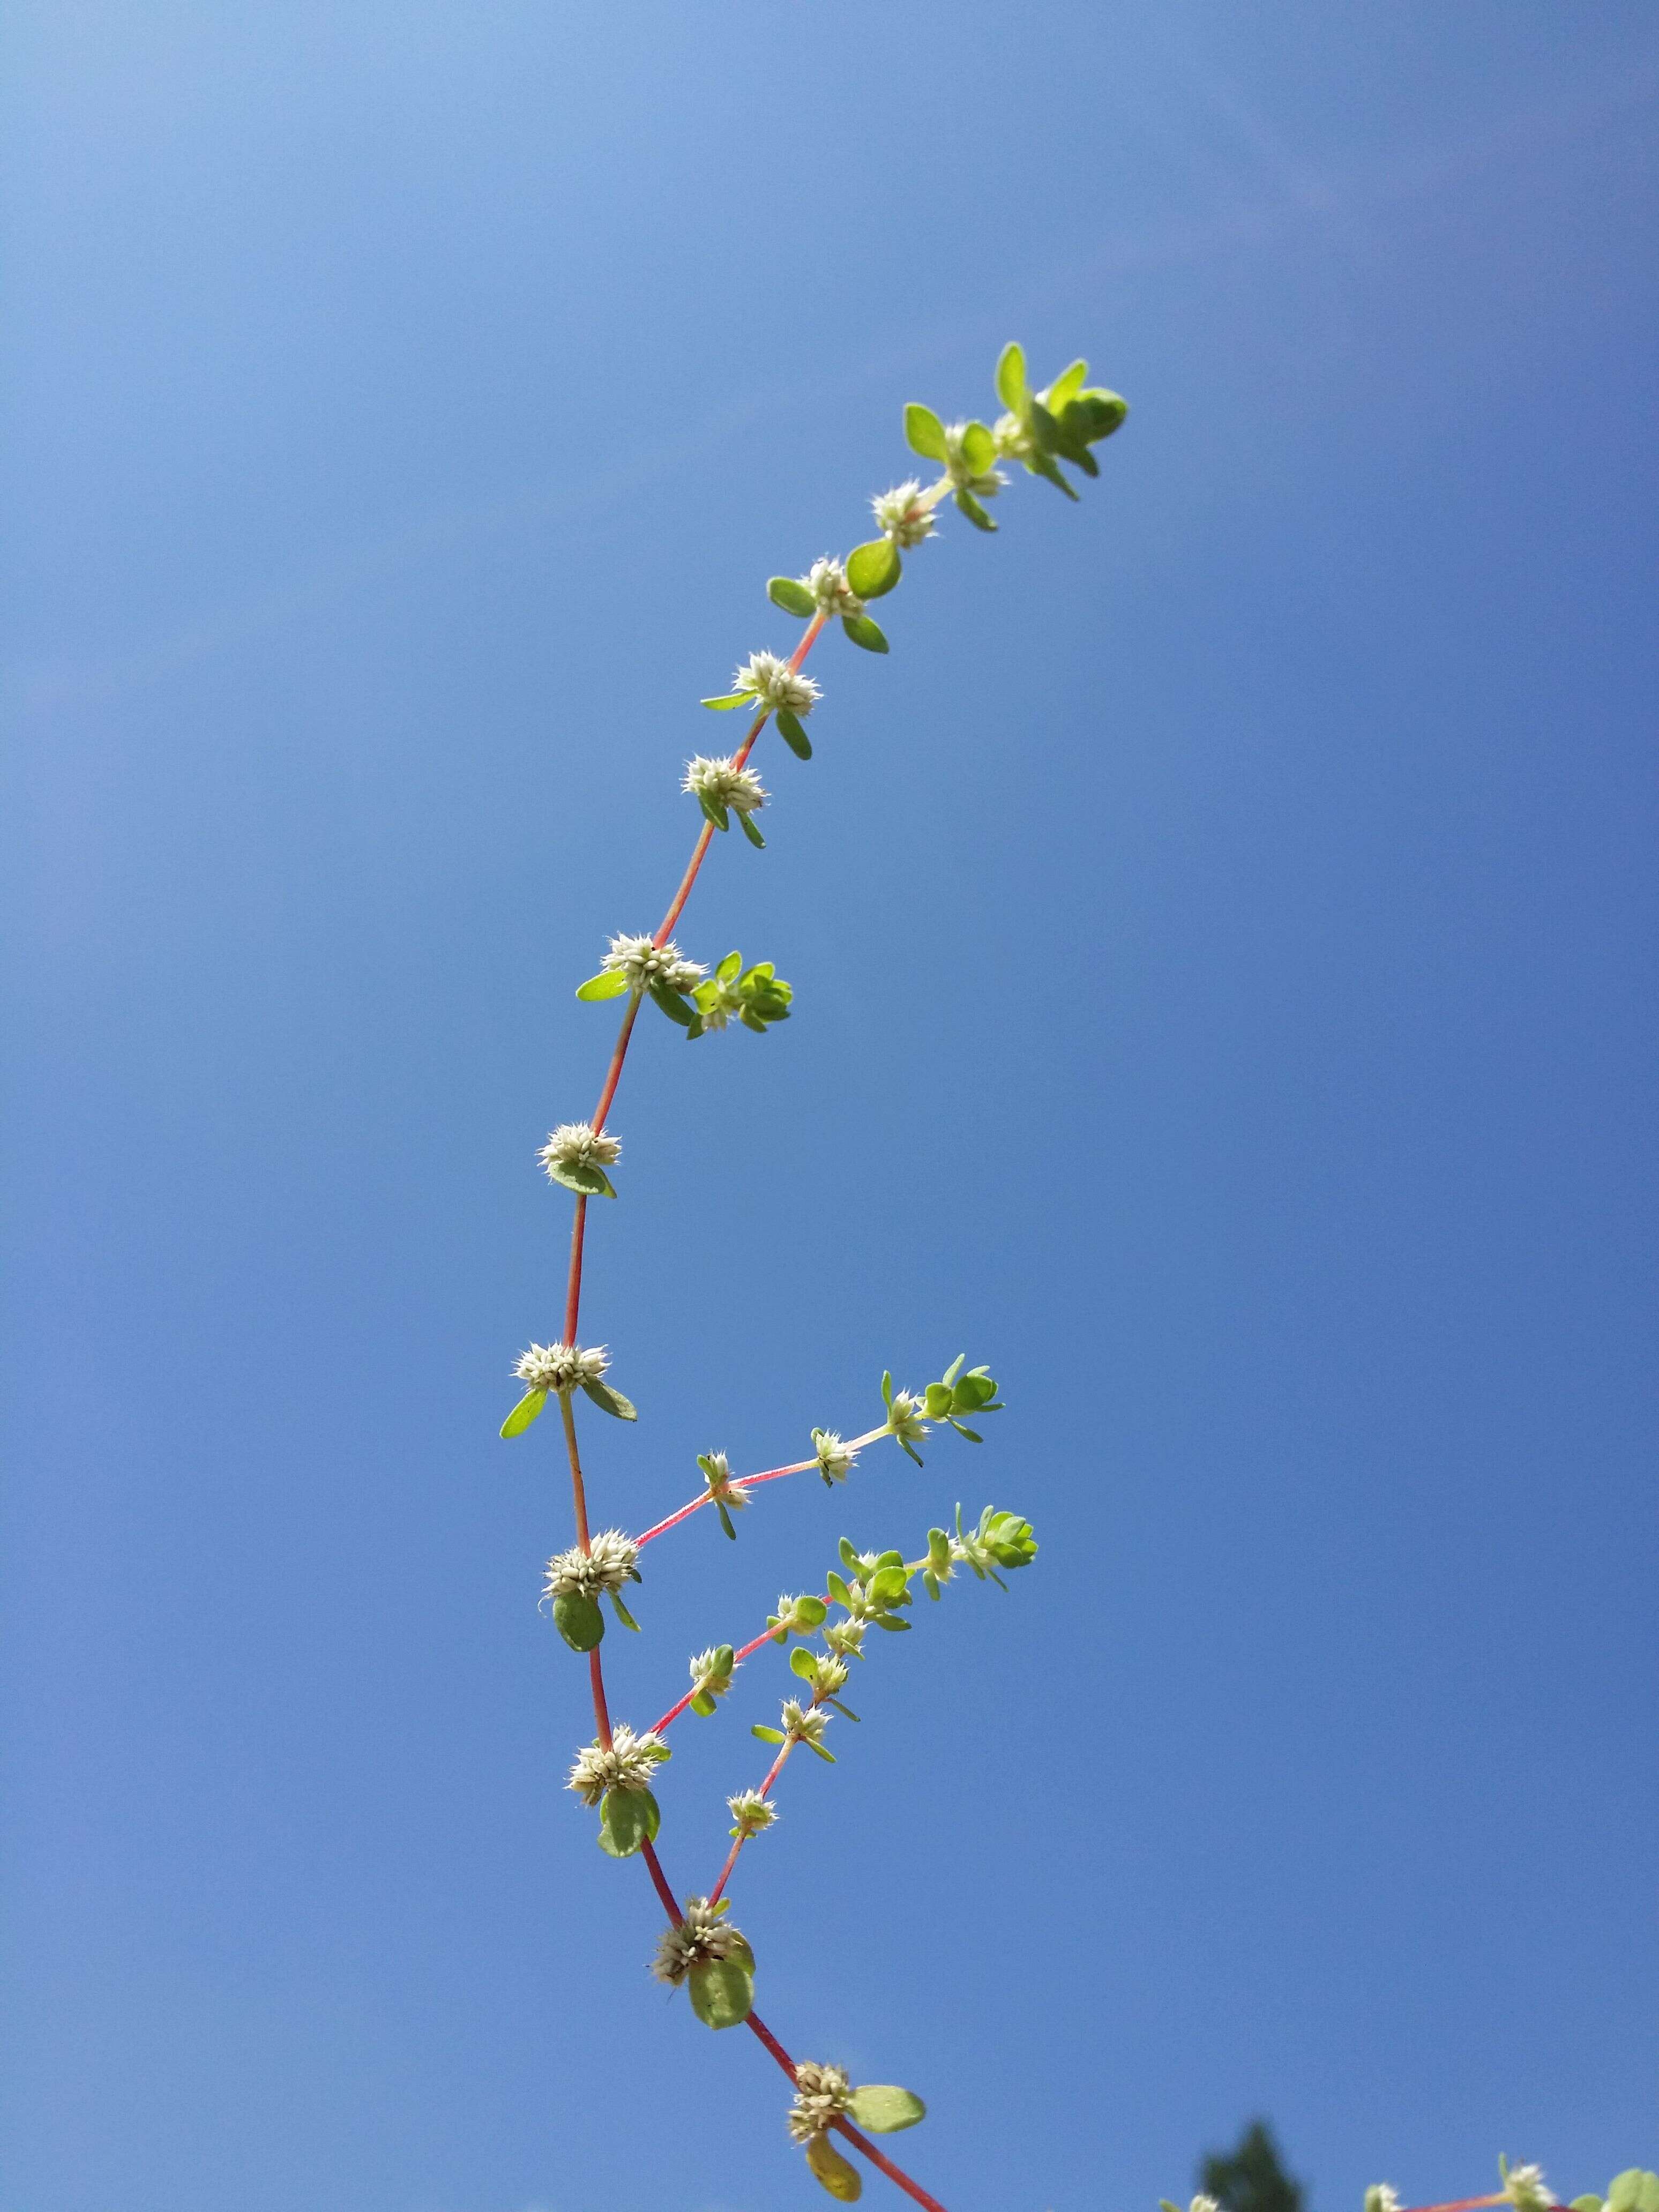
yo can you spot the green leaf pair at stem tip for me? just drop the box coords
[498,1371,637,1441]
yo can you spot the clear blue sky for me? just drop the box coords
[3,6,1655,2210]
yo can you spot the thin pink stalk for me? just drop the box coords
[634,1457,818,1551]
[708,1737,795,1905]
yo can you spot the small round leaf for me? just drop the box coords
[552,1589,604,1652]
[500,1388,548,1439]
[687,1956,753,2030]
[848,2085,925,2133]
[806,2134,863,2201]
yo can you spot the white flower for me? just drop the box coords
[872,479,937,548]
[780,1699,830,1748]
[1191,2197,1220,2212]
[805,1653,848,1699]
[812,1428,858,1485]
[992,409,1033,461]
[804,557,863,619]
[884,1388,930,1451]
[689,1646,736,1701]
[514,1341,609,1393]
[787,2060,853,2142]
[651,1894,748,1985]
[543,1529,638,1604]
[700,1450,747,1510]
[733,651,821,717]
[1504,2166,1551,2212]
[600,932,706,995]
[1364,2187,1401,2212]
[538,1122,620,1181]
[727,1789,778,1839]
[823,1617,865,1660]
[683,755,768,815]
[566,1724,669,1806]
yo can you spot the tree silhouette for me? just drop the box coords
[1201,2120,1307,2212]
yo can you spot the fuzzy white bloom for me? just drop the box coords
[566,1724,669,1806]
[600,932,706,995]
[727,1789,778,1839]
[689,1646,736,1700]
[992,409,1034,461]
[514,1341,609,1393]
[884,1388,930,1450]
[538,1121,620,1181]
[1190,2196,1220,2212]
[700,1450,747,1509]
[1364,2187,1401,2212]
[872,479,937,548]
[823,1617,866,1660]
[806,1653,849,1699]
[1505,2168,1551,2212]
[543,1529,638,1604]
[780,1698,830,1748]
[804,557,863,619]
[651,1895,748,1986]
[732,651,821,717]
[787,2061,853,2142]
[812,1428,858,1484]
[683,754,768,815]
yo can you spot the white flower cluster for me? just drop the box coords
[537,1121,620,1182]
[683,755,768,815]
[1364,2187,1401,2212]
[651,1895,747,1986]
[701,1450,746,1511]
[787,2061,853,2143]
[872,479,937,548]
[780,1699,830,1749]
[884,1388,930,1449]
[804,557,863,619]
[804,1653,848,1699]
[732,651,821,716]
[566,1724,668,1807]
[543,1529,638,1604]
[514,1341,609,1393]
[992,410,1033,461]
[600,932,706,995]
[1505,2168,1551,2212]
[812,1428,858,1484]
[727,1789,778,1839]
[823,1617,865,1660]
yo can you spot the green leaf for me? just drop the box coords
[802,1736,836,1762]
[715,1499,737,1541]
[870,1612,910,1631]
[738,810,766,849]
[690,1688,718,1717]
[775,706,812,759]
[923,1382,953,1418]
[838,1536,860,1575]
[752,1723,786,1744]
[768,575,816,617]
[806,2133,862,2200]
[960,420,997,475]
[841,614,889,653]
[688,1956,753,2030]
[545,1157,617,1199]
[903,402,948,461]
[701,691,751,709]
[499,1388,548,1439]
[825,1571,851,1608]
[848,2085,925,2133]
[942,1354,966,1387]
[789,1645,817,1680]
[580,1376,638,1421]
[827,1697,860,1721]
[609,1588,640,1631]
[1044,357,1088,410]
[552,1589,604,1651]
[1075,387,1129,440]
[869,1566,909,1604]
[576,969,630,1003]
[995,341,1027,412]
[698,793,731,832]
[846,539,902,600]
[597,1785,660,1858]
[795,1595,828,1627]
[716,950,742,983]
[649,981,697,1026]
[954,488,997,533]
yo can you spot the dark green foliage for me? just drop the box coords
[1200,2121,1306,2212]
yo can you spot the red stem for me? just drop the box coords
[548,601,947,2207]
[708,1738,794,1904]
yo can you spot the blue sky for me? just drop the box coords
[3,6,1655,2210]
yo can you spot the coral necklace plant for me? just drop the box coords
[501,342,1123,2207]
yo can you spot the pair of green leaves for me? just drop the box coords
[597,1783,660,1858]
[499,1371,638,1441]
[995,341,1127,500]
[687,951,793,1040]
[552,1577,641,1654]
[922,1354,1004,1441]
[950,1501,1038,1591]
[699,678,815,760]
[903,404,1001,532]
[694,788,767,849]
[767,574,890,655]
[1573,2173,1659,2212]
[574,963,708,1032]
[803,2086,926,2202]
